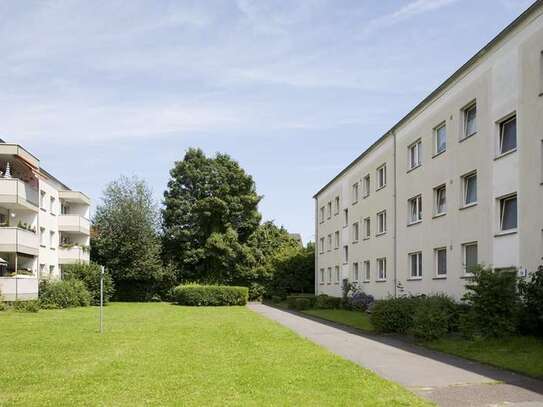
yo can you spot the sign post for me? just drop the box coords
[100,265,104,334]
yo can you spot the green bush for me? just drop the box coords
[0,289,5,311]
[295,297,311,310]
[519,265,543,336]
[248,282,266,302]
[410,295,459,341]
[287,294,316,309]
[271,295,283,304]
[370,297,420,334]
[13,300,40,313]
[315,294,341,309]
[39,280,92,309]
[62,263,114,305]
[462,265,520,338]
[173,285,248,306]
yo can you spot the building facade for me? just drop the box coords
[314,1,543,300]
[0,142,90,301]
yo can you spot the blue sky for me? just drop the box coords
[0,0,534,243]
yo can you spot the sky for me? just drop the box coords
[0,0,535,243]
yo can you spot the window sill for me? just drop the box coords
[432,149,446,159]
[50,248,55,251]
[40,208,46,212]
[363,194,370,199]
[40,244,46,248]
[334,247,339,250]
[376,185,386,192]
[375,231,386,237]
[319,282,324,285]
[494,148,517,160]
[539,91,543,97]
[363,280,370,283]
[352,201,358,206]
[459,131,477,143]
[407,220,422,227]
[432,212,446,219]
[460,274,474,279]
[363,237,370,241]
[459,202,477,211]
[50,213,56,216]
[352,240,359,244]
[407,277,422,281]
[433,276,447,280]
[494,229,518,237]
[375,279,387,283]
[406,164,421,174]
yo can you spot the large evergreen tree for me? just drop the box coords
[162,148,261,283]
[91,176,170,300]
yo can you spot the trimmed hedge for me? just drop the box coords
[287,294,316,309]
[39,280,91,309]
[315,294,341,309]
[173,285,248,306]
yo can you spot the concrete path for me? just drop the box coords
[248,303,543,407]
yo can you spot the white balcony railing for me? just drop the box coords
[58,246,90,264]
[58,215,90,235]
[0,276,39,301]
[0,227,39,256]
[0,178,39,210]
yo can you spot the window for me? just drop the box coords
[319,268,325,284]
[408,140,422,170]
[408,195,422,224]
[327,267,332,284]
[40,227,46,246]
[327,234,332,251]
[376,165,386,189]
[377,258,386,281]
[334,265,340,284]
[463,172,477,206]
[434,185,446,215]
[377,210,386,235]
[363,175,370,198]
[343,245,349,264]
[352,221,359,242]
[39,264,46,278]
[463,103,477,139]
[434,123,447,155]
[352,262,359,282]
[343,208,349,227]
[334,196,340,215]
[499,194,517,231]
[409,252,422,279]
[327,201,332,219]
[320,206,325,223]
[352,183,359,204]
[435,248,447,276]
[363,217,370,239]
[319,237,325,253]
[50,196,56,214]
[463,242,478,274]
[334,231,340,249]
[49,231,55,248]
[498,115,517,155]
[49,265,55,277]
[363,260,370,282]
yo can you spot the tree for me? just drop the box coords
[267,243,315,297]
[162,148,261,283]
[91,176,167,301]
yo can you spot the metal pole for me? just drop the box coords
[100,266,104,334]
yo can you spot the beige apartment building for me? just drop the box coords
[314,1,543,300]
[0,141,90,301]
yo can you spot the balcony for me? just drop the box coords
[0,178,39,211]
[59,245,90,265]
[0,144,39,169]
[0,227,39,256]
[58,215,90,235]
[0,276,39,301]
[59,190,90,206]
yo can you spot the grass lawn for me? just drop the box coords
[302,308,374,332]
[426,336,543,379]
[0,303,429,406]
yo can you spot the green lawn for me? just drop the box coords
[426,336,543,379]
[0,303,429,406]
[302,308,375,332]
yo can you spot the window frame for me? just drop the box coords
[343,245,349,265]
[334,196,340,215]
[363,260,371,282]
[376,210,387,235]
[352,221,359,243]
[407,194,423,225]
[462,242,478,275]
[408,139,422,170]
[363,174,370,198]
[434,247,447,277]
[408,251,423,280]
[319,268,325,285]
[462,171,478,207]
[376,164,386,190]
[352,262,359,283]
[434,122,447,156]
[327,233,332,252]
[352,182,359,204]
[462,102,477,140]
[377,257,387,281]
[334,265,340,285]
[327,201,332,219]
[434,184,447,216]
[363,217,371,239]
[334,230,340,249]
[497,114,517,157]
[498,193,518,232]
[327,267,332,284]
[343,208,349,227]
[319,237,325,253]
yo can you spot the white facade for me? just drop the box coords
[0,143,90,301]
[314,2,543,300]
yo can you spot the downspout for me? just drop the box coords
[314,197,318,295]
[392,130,398,298]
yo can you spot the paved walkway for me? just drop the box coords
[248,303,543,407]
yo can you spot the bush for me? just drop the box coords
[62,263,114,305]
[39,280,92,309]
[519,265,543,336]
[286,294,316,309]
[295,297,311,310]
[13,300,40,313]
[248,282,266,302]
[173,285,248,306]
[410,295,459,341]
[0,289,5,311]
[341,280,375,311]
[462,265,520,338]
[370,297,420,334]
[271,295,283,304]
[315,294,341,309]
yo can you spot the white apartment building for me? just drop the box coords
[314,1,543,300]
[0,142,90,301]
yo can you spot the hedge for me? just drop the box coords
[39,280,91,309]
[173,285,248,306]
[287,294,316,309]
[315,294,341,309]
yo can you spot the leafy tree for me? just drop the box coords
[91,176,166,301]
[519,265,543,336]
[62,263,114,305]
[162,148,261,283]
[267,243,315,297]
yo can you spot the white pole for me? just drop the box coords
[100,266,104,334]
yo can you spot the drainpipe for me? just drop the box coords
[314,197,318,295]
[392,130,398,298]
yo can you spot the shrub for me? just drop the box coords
[519,265,543,336]
[351,291,375,312]
[295,297,311,310]
[462,265,520,338]
[315,294,341,309]
[248,282,266,302]
[0,289,5,311]
[410,295,459,341]
[370,297,420,334]
[13,300,40,313]
[39,280,92,309]
[173,285,248,306]
[287,294,316,309]
[62,263,114,305]
[271,295,283,304]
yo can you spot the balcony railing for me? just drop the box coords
[58,215,90,235]
[58,245,90,265]
[0,178,39,210]
[0,227,39,256]
[0,276,39,301]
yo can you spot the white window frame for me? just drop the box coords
[463,102,477,139]
[343,245,349,265]
[334,265,340,285]
[434,122,447,155]
[363,174,370,198]
[376,164,386,190]
[498,193,517,232]
[40,191,46,210]
[498,114,517,156]
[327,201,332,219]
[408,195,422,225]
[363,260,370,282]
[327,267,332,284]
[434,184,447,216]
[40,227,46,247]
[319,237,325,253]
[334,230,340,249]
[49,231,55,249]
[319,268,325,285]
[343,208,349,227]
[462,242,478,275]
[377,258,387,281]
[462,171,477,207]
[334,196,340,215]
[363,217,370,239]
[320,206,325,223]
[352,262,359,282]
[352,221,359,242]
[327,233,332,251]
[50,196,56,215]
[352,182,359,204]
[434,247,447,277]
[408,139,422,170]
[377,210,387,235]
[408,252,422,279]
